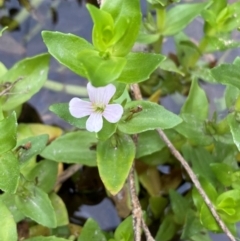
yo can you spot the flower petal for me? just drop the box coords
[103,104,123,123]
[87,82,116,105]
[86,112,103,132]
[69,97,93,118]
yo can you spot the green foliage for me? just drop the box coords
[97,133,135,195]
[0,112,17,154]
[78,219,107,241]
[0,54,50,111]
[163,2,211,36]
[0,200,18,241]
[0,151,20,193]
[119,100,182,134]
[41,131,97,166]
[15,182,57,228]
[2,0,240,240]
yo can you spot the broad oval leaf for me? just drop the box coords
[15,184,57,228]
[16,134,49,164]
[117,52,165,84]
[136,130,165,158]
[25,160,58,193]
[49,103,87,129]
[114,215,133,241]
[181,79,208,120]
[42,31,93,77]
[0,193,24,222]
[97,134,135,195]
[163,2,211,36]
[78,218,106,241]
[169,190,189,225]
[118,101,182,134]
[0,112,17,155]
[1,54,50,111]
[77,49,126,86]
[0,62,7,77]
[0,151,20,193]
[0,200,17,241]
[155,215,178,241]
[211,57,240,89]
[49,192,68,226]
[101,0,141,56]
[41,131,97,166]
[210,163,234,187]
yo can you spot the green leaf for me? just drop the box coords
[50,103,87,129]
[210,163,234,186]
[118,101,182,134]
[159,58,185,76]
[97,134,135,195]
[0,193,24,222]
[77,49,126,86]
[15,183,57,228]
[42,31,93,77]
[227,113,240,151]
[25,236,69,241]
[117,52,165,84]
[182,146,216,185]
[41,131,97,166]
[149,196,168,219]
[211,57,240,89]
[225,85,240,109]
[0,200,17,241]
[175,114,212,146]
[97,119,117,141]
[181,79,208,120]
[136,130,165,158]
[0,62,7,77]
[163,2,211,36]
[16,134,49,164]
[0,151,20,193]
[169,189,189,224]
[87,4,114,52]
[155,215,178,241]
[200,203,219,231]
[114,215,133,241]
[101,0,141,56]
[25,160,58,193]
[231,171,240,190]
[203,36,240,53]
[181,210,203,239]
[0,112,17,154]
[175,33,201,69]
[191,67,216,84]
[1,54,50,111]
[78,218,106,241]
[49,193,68,226]
[137,32,161,44]
[216,190,240,223]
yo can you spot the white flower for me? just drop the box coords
[69,83,123,132]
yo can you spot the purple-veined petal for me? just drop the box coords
[103,104,123,123]
[87,82,116,105]
[69,97,93,118]
[86,112,103,132]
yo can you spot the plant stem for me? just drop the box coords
[55,164,82,188]
[44,80,88,96]
[129,84,155,241]
[156,128,236,241]
[131,83,236,241]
